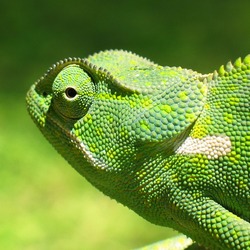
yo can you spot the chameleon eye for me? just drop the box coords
[65,87,77,99]
[52,65,95,119]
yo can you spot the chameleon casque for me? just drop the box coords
[26,50,250,249]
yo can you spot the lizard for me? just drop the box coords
[26,50,250,250]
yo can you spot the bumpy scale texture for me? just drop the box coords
[26,50,250,250]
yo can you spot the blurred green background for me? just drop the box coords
[1,0,250,249]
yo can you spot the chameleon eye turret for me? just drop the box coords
[52,65,95,119]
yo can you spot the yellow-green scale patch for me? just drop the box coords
[223,113,234,124]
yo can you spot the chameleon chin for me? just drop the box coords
[26,50,250,250]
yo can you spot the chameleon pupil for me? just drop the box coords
[65,87,77,98]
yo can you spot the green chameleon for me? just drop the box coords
[26,50,250,250]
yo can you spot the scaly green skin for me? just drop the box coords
[26,50,250,250]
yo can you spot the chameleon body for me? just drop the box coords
[26,50,250,249]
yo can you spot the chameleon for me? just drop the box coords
[26,50,250,250]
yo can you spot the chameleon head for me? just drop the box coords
[26,57,139,196]
[26,51,206,212]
